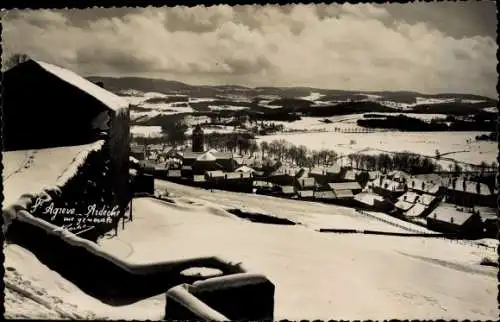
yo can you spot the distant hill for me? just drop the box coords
[87,76,497,104]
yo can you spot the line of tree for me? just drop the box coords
[256,141,497,176]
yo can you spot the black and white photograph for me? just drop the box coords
[1,2,498,320]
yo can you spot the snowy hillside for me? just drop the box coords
[4,180,498,320]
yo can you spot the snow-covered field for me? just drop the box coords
[184,125,242,135]
[272,114,449,132]
[124,92,250,121]
[208,105,248,111]
[258,131,496,165]
[379,97,460,111]
[130,125,163,138]
[300,92,325,101]
[4,180,498,320]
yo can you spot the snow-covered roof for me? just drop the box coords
[2,141,105,210]
[225,172,251,180]
[167,170,182,177]
[309,167,326,176]
[342,169,358,181]
[129,156,140,165]
[253,180,273,188]
[193,175,206,182]
[297,177,315,188]
[427,205,475,226]
[325,164,342,174]
[235,165,255,173]
[314,190,336,200]
[297,190,314,198]
[371,178,405,191]
[448,179,492,196]
[398,191,420,204]
[334,189,354,198]
[354,192,385,206]
[196,151,217,162]
[32,60,128,113]
[281,186,296,194]
[272,166,300,176]
[206,170,225,178]
[405,203,428,218]
[182,150,204,159]
[395,200,414,211]
[418,194,436,206]
[409,178,441,194]
[328,182,362,191]
[212,151,233,160]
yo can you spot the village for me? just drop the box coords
[131,124,498,240]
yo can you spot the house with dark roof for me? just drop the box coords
[267,166,297,186]
[445,178,495,207]
[180,163,193,173]
[253,180,275,195]
[475,207,498,238]
[426,204,483,237]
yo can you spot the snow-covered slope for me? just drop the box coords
[3,244,166,320]
[4,180,497,320]
[98,189,497,320]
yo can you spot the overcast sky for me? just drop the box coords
[2,2,498,97]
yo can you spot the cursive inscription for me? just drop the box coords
[32,198,76,221]
[31,197,121,226]
[85,204,120,217]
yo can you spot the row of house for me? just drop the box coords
[136,137,497,238]
[364,171,497,237]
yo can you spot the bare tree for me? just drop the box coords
[3,53,31,71]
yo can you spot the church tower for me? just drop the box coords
[192,124,205,152]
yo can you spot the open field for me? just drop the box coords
[257,131,496,165]
[272,114,450,132]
